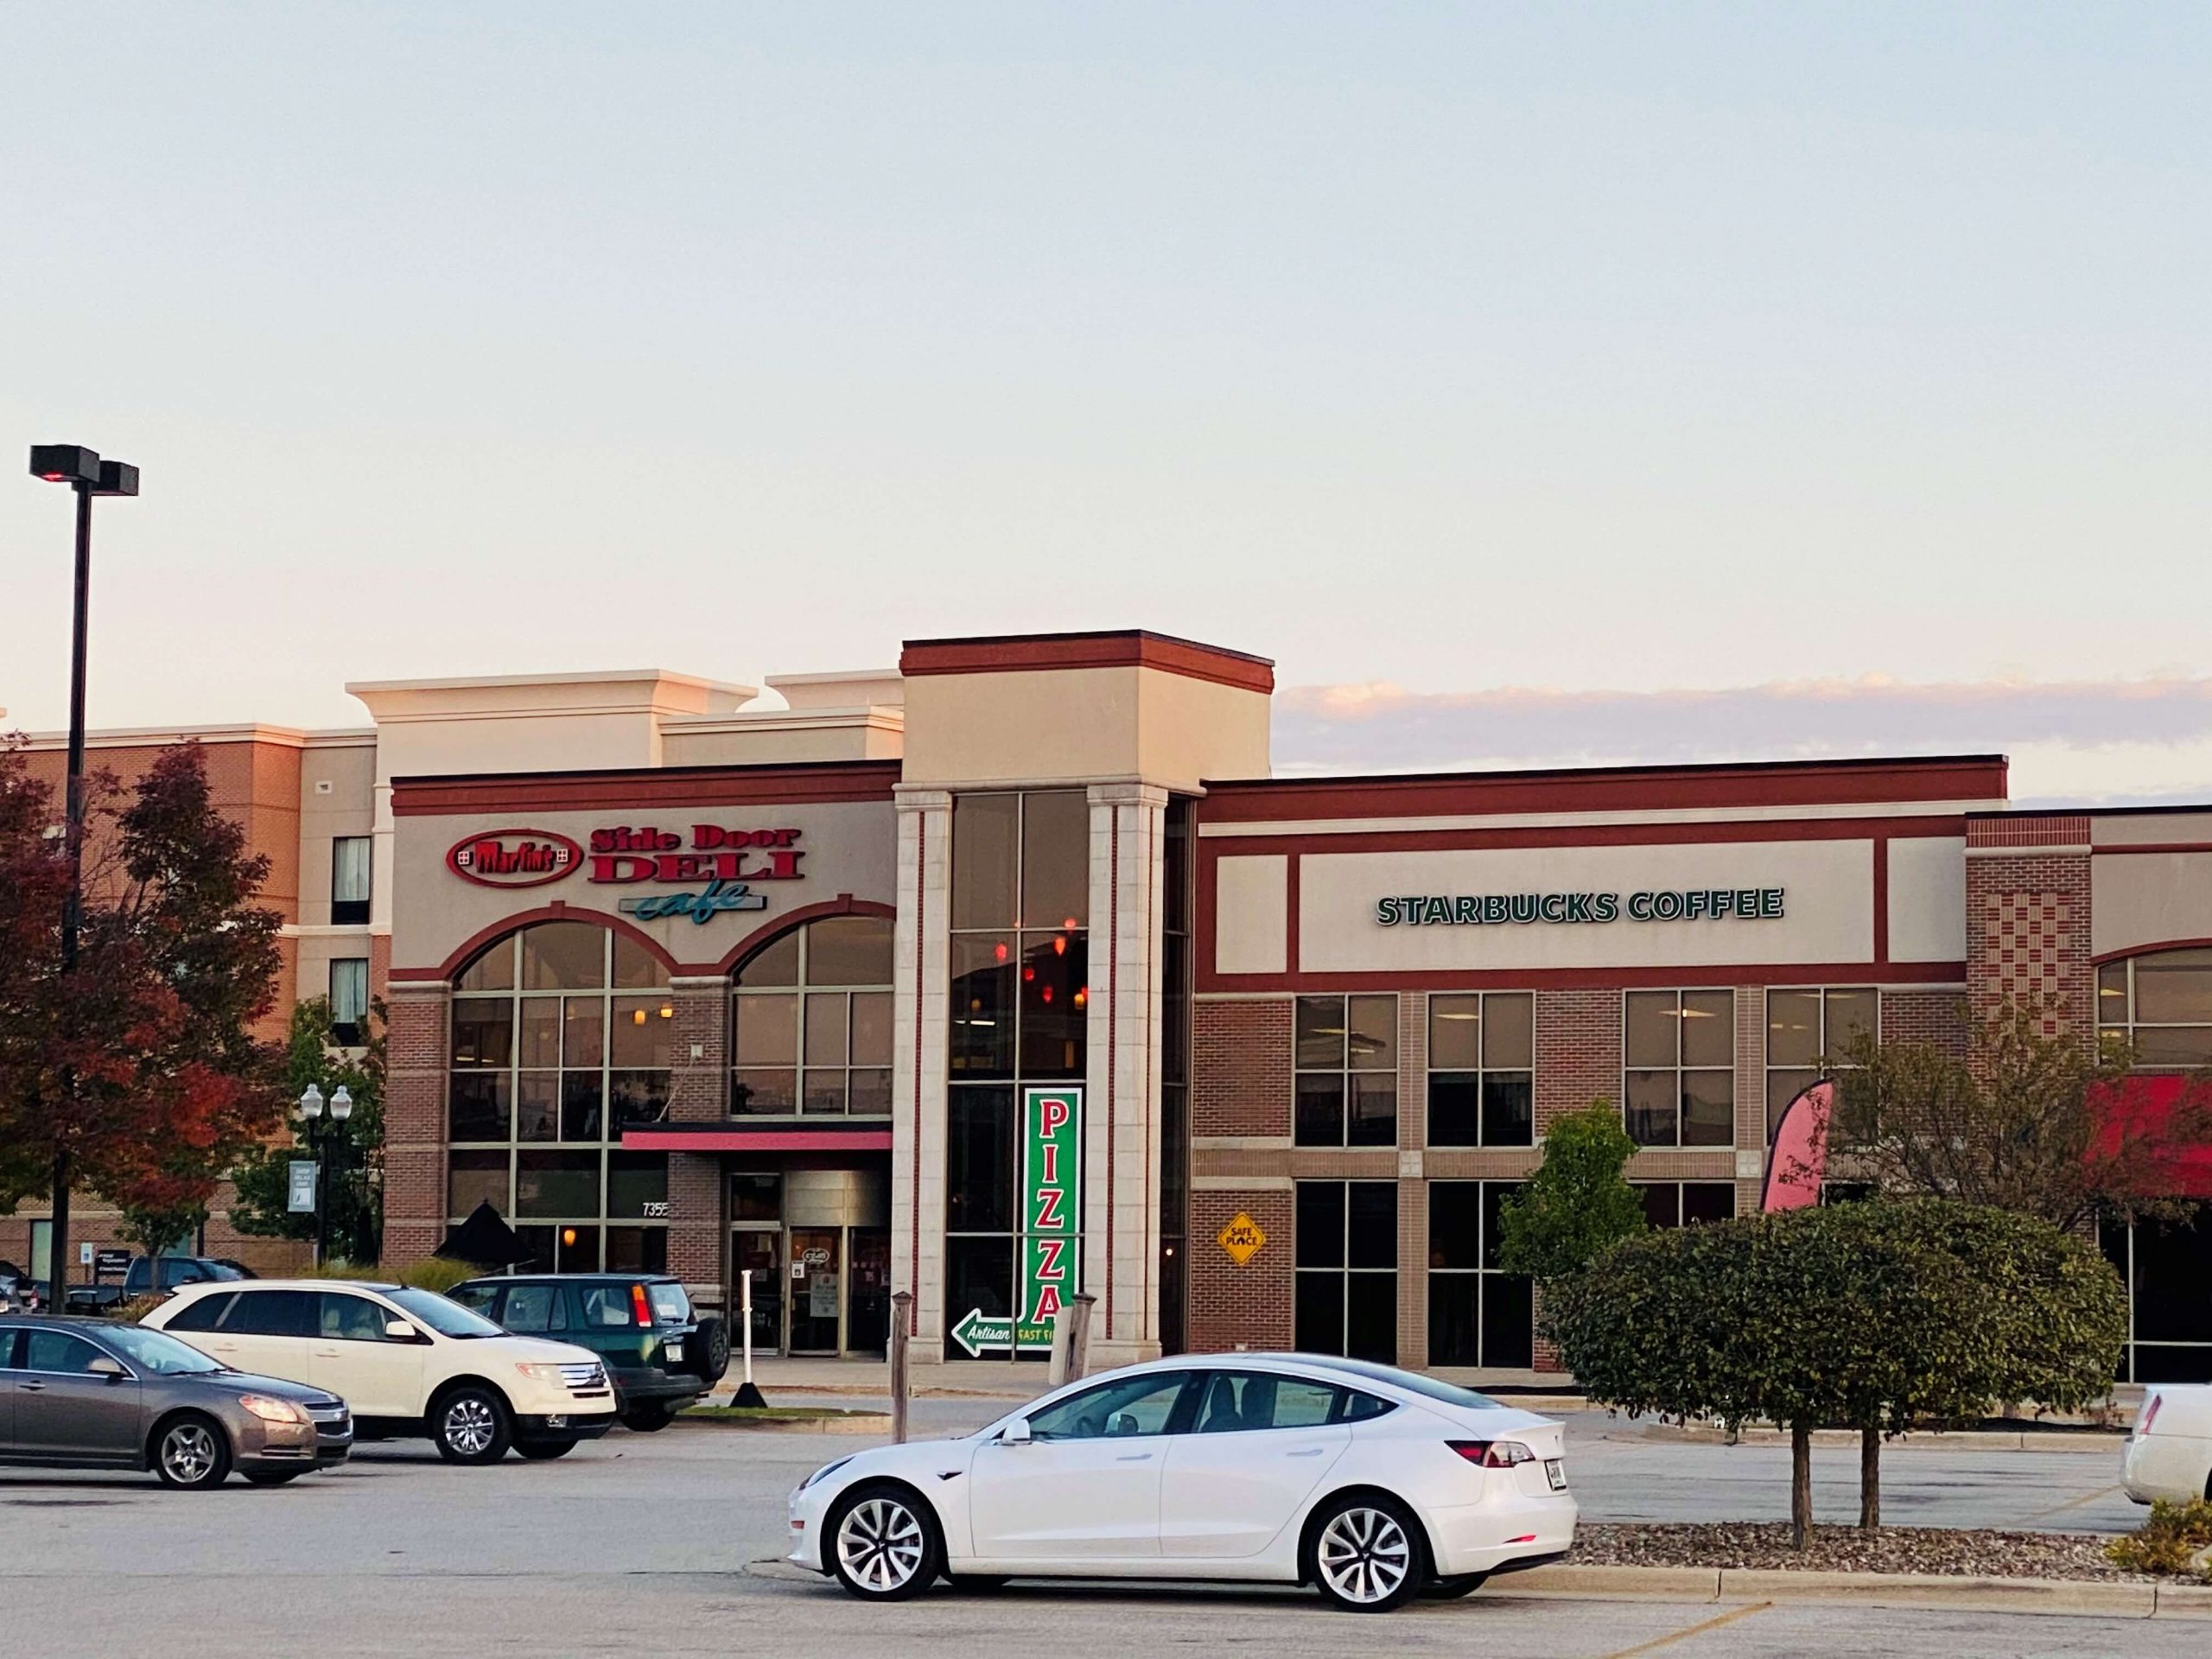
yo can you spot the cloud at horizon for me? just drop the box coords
[1271,675,2212,808]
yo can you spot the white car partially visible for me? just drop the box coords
[2123,1384,2212,1505]
[787,1352,1574,1612]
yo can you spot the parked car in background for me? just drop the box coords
[2123,1385,2212,1504]
[65,1256,251,1313]
[788,1353,1574,1612]
[448,1274,728,1431]
[143,1279,616,1464]
[0,1314,350,1489]
[0,1263,23,1313]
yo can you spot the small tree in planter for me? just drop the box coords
[1548,1200,2126,1545]
[1495,1101,1646,1281]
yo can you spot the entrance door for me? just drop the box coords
[849,1229,891,1355]
[733,1230,784,1357]
[789,1229,841,1355]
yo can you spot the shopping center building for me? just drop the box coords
[9,629,2211,1382]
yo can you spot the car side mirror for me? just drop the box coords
[86,1356,127,1379]
[384,1319,419,1342]
[1002,1418,1033,1446]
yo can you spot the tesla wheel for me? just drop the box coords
[826,1482,942,1601]
[152,1414,233,1491]
[1305,1493,1426,1613]
[1421,1571,1488,1599]
[430,1385,513,1465]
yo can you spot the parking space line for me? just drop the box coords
[2022,1483,2123,1520]
[1592,1601,1773,1659]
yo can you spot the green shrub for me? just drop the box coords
[394,1256,477,1294]
[109,1295,166,1325]
[292,1258,374,1280]
[2107,1499,2212,1576]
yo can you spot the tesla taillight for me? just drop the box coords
[2139,1394,2162,1437]
[1448,1440,1535,1468]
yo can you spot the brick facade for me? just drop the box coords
[1193,999,1293,1135]
[380,984,449,1268]
[1535,988,1621,1127]
[1964,832,2094,1034]
[664,979,731,1299]
[1186,1186,1294,1354]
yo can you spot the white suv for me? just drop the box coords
[143,1280,615,1464]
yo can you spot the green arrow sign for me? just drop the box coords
[949,1307,1055,1358]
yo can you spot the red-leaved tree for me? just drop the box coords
[0,741,288,1268]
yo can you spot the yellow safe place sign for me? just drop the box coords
[1217,1212,1267,1264]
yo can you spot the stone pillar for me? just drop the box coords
[382,980,450,1269]
[664,976,730,1307]
[1084,783,1170,1367]
[892,788,952,1363]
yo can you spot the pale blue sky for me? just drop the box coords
[3,5,2207,798]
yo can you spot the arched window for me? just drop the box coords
[2099,947,2212,1066]
[446,920,675,1272]
[731,914,894,1116]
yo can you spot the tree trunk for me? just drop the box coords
[1859,1425,1880,1529]
[1791,1421,1813,1549]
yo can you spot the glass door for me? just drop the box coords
[733,1230,784,1357]
[788,1228,842,1355]
[849,1228,891,1355]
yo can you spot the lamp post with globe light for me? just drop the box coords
[296,1084,354,1266]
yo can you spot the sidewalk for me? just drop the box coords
[706,1355,1055,1404]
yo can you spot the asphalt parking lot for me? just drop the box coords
[0,1400,2166,1658]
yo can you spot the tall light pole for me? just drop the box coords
[28,444,138,1305]
[297,1084,354,1266]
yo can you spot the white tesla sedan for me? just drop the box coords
[787,1352,1573,1612]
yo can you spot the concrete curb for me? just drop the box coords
[1503,1563,2212,1618]
[1619,1426,2127,1453]
[675,1412,893,1435]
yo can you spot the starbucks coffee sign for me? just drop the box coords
[1376,887,1786,928]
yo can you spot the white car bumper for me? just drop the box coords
[786,1478,835,1574]
[1423,1488,1577,1576]
[2122,1433,2211,1506]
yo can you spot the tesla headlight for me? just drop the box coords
[239,1394,308,1425]
[801,1457,854,1491]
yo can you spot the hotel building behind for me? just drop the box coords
[8,630,2209,1383]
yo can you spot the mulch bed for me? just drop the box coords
[1567,1522,2144,1581]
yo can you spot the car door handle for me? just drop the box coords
[1287,1447,1326,1458]
[19,1381,46,1392]
[1115,1452,1154,1462]
[312,1344,340,1357]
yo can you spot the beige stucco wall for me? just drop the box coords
[1887,836,1967,963]
[1214,855,1288,975]
[1297,838,1877,974]
[296,739,378,926]
[661,713,905,767]
[2092,851,2212,957]
[391,798,898,973]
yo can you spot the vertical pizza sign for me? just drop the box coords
[1020,1085,1083,1351]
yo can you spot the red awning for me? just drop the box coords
[2094,1073,2212,1200]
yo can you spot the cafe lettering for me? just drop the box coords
[1375,887,1786,927]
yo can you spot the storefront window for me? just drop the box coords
[1427,1182,1532,1369]
[1637,1182,1737,1228]
[1765,987,1878,1134]
[731,915,893,1115]
[945,791,1090,1352]
[2101,1207,2212,1382]
[1294,1180,1397,1363]
[446,921,672,1270]
[1294,995,1398,1147]
[2100,949,2212,1066]
[1427,993,1533,1147]
[1623,989,1735,1147]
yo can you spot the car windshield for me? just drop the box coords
[97,1324,225,1376]
[1294,1356,1501,1410]
[647,1282,690,1323]
[385,1287,505,1338]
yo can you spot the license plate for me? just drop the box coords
[1545,1459,1567,1491]
[664,1342,683,1362]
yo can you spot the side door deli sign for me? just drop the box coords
[447,823,806,923]
[1375,887,1786,928]
[953,1084,1083,1357]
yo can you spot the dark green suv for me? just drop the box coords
[449,1274,728,1431]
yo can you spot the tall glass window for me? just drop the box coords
[1637,1182,1737,1228]
[1159,797,1194,1356]
[1294,1180,1397,1363]
[731,916,894,1116]
[1427,993,1534,1147]
[329,957,370,1047]
[331,836,372,925]
[946,791,1090,1354]
[1427,1182,1532,1369]
[447,921,672,1272]
[1624,989,1735,1147]
[1294,995,1398,1147]
[1765,987,1878,1134]
[2099,950,2212,1066]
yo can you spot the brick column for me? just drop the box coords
[1535,988,1619,1130]
[382,981,449,1270]
[1188,1186,1294,1353]
[1965,818,2094,1036]
[664,976,730,1306]
[1192,999,1292,1135]
[1398,991,1427,1368]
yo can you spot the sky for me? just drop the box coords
[2,3,2207,804]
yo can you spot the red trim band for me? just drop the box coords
[900,630,1274,695]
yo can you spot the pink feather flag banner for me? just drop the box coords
[1761,1079,1835,1212]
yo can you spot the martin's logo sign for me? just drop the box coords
[445,823,806,899]
[447,830,584,888]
